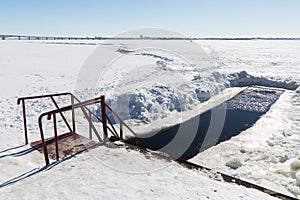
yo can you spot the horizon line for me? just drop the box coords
[1,34,300,41]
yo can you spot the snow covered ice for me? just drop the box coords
[0,39,299,199]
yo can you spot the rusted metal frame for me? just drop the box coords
[17,92,73,145]
[105,104,148,148]
[71,97,104,124]
[135,137,139,144]
[105,104,138,136]
[69,96,115,137]
[105,104,135,135]
[53,113,59,161]
[104,124,118,139]
[69,97,102,110]
[103,112,119,139]
[86,109,103,123]
[102,104,125,139]
[69,95,81,103]
[50,96,73,133]
[17,92,72,104]
[22,95,107,165]
[80,106,117,140]
[71,95,76,133]
[38,113,50,165]
[44,97,102,115]
[72,96,113,141]
[35,94,143,165]
[79,106,102,142]
[120,123,123,140]
[84,109,118,139]
[21,100,29,144]
[38,98,102,165]
[81,107,117,136]
[100,96,108,140]
[47,97,103,142]
[88,111,92,140]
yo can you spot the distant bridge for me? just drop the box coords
[0,34,103,40]
[1,34,300,41]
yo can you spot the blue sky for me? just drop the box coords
[0,0,299,37]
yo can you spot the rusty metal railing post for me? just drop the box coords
[71,95,76,133]
[38,114,50,165]
[120,123,123,140]
[21,100,29,144]
[101,96,108,139]
[104,103,148,148]
[50,96,72,133]
[89,111,92,140]
[53,113,59,161]
[135,137,139,145]
[17,93,74,145]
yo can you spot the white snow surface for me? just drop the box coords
[189,41,300,199]
[0,39,299,199]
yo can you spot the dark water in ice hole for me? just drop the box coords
[126,87,283,161]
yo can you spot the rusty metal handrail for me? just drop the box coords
[70,95,118,139]
[17,92,73,105]
[18,92,148,165]
[38,97,105,165]
[17,92,74,144]
[17,92,120,145]
[105,104,148,148]
[67,95,119,139]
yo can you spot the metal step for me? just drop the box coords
[31,132,97,160]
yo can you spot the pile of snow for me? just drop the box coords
[228,70,298,90]
[95,44,298,125]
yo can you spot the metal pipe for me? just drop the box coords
[21,100,28,144]
[120,123,123,140]
[105,103,148,147]
[17,92,72,103]
[104,113,119,138]
[80,107,102,142]
[38,113,50,165]
[71,95,76,133]
[89,111,92,140]
[50,96,72,133]
[135,137,138,145]
[101,96,108,139]
[53,114,59,161]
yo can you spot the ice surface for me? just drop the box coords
[0,39,299,199]
[226,87,283,113]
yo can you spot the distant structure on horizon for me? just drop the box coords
[1,34,300,41]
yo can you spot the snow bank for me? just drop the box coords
[102,70,298,126]
[97,44,299,125]
[228,70,298,90]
